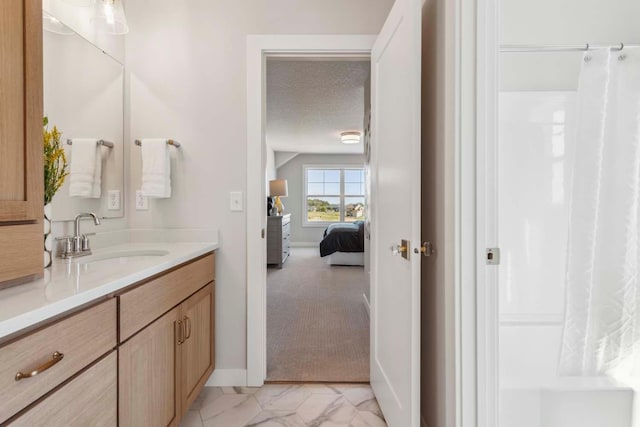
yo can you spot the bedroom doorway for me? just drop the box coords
[263,58,372,382]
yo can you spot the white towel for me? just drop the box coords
[140,139,171,198]
[69,139,102,198]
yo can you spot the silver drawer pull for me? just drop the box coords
[15,351,64,381]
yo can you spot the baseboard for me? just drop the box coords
[205,369,248,387]
[290,241,319,248]
[362,293,370,317]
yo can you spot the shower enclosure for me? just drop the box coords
[486,43,640,427]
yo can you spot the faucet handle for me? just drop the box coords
[81,234,95,252]
[55,236,74,255]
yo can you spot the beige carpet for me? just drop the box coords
[266,247,370,382]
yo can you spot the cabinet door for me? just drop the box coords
[0,0,44,285]
[0,0,42,222]
[119,307,180,427]
[179,282,215,414]
[11,352,117,427]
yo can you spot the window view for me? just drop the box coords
[306,167,365,223]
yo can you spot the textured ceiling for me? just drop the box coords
[266,59,370,154]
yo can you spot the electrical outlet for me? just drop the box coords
[107,190,121,210]
[135,190,149,210]
[230,191,243,212]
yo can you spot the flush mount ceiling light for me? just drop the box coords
[91,0,129,35]
[340,131,362,144]
[43,12,75,35]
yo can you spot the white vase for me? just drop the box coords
[44,203,53,268]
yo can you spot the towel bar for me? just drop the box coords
[66,139,114,148]
[134,139,181,148]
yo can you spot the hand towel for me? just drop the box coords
[69,139,102,198]
[140,139,171,198]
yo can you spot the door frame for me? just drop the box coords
[474,0,500,425]
[245,12,480,424]
[246,35,376,386]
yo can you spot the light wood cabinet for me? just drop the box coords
[179,283,215,416]
[0,252,216,426]
[0,0,44,285]
[11,352,117,427]
[119,307,181,427]
[119,254,216,426]
[119,253,215,341]
[0,299,116,424]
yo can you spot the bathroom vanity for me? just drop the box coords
[0,241,217,426]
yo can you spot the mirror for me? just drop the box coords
[43,11,124,220]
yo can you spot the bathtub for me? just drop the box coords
[499,321,634,427]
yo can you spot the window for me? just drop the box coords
[304,166,365,225]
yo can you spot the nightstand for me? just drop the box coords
[267,214,291,268]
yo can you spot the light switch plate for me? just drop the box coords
[107,190,121,210]
[230,191,243,212]
[135,190,149,210]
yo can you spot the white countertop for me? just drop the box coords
[0,241,218,340]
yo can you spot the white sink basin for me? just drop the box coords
[75,249,170,264]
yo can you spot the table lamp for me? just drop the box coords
[269,179,288,216]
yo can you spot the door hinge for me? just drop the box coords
[486,248,500,265]
[261,228,265,239]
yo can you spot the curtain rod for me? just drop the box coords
[500,43,640,53]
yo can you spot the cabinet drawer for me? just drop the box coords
[0,299,117,423]
[10,352,117,426]
[119,253,215,341]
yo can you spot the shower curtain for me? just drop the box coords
[559,47,640,376]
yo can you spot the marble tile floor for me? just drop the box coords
[180,383,388,427]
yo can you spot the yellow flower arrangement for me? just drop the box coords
[43,116,69,205]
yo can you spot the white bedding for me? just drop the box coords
[327,251,364,266]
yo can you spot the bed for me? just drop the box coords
[319,221,365,266]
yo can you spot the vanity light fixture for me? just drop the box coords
[340,131,362,144]
[91,0,129,35]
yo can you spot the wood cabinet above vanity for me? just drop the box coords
[0,0,44,286]
[0,251,216,427]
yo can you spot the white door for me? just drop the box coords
[370,0,421,425]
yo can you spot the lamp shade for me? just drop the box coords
[269,179,288,197]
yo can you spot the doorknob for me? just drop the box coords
[414,241,435,257]
[391,239,410,260]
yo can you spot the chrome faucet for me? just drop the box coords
[57,212,101,259]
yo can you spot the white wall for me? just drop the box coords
[497,92,575,324]
[500,0,640,91]
[276,153,365,244]
[266,146,276,182]
[500,0,640,45]
[125,0,393,373]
